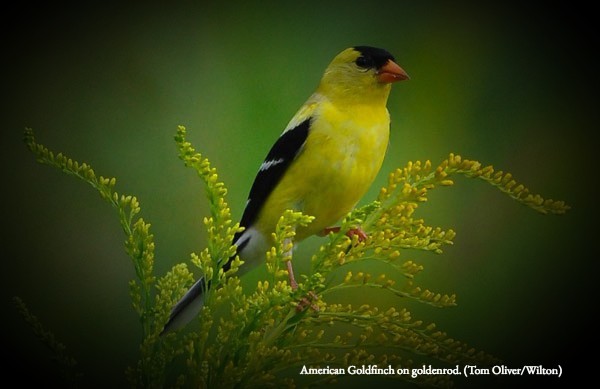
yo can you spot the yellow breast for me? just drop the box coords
[255,96,390,241]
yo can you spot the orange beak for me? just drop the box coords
[377,60,409,83]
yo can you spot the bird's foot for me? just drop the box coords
[296,291,320,313]
[318,226,341,236]
[319,226,368,242]
[346,227,368,242]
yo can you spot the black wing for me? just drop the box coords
[163,120,311,333]
[236,118,310,235]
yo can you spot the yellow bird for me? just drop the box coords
[162,46,408,334]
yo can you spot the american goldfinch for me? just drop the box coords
[162,46,408,334]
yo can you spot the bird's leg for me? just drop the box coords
[319,226,368,242]
[281,235,318,311]
[295,226,368,314]
[286,260,298,291]
[283,237,298,290]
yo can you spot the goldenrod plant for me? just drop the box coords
[13,297,81,382]
[20,126,568,387]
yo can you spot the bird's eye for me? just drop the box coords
[355,56,374,69]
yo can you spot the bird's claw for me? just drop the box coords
[317,227,368,242]
[319,226,368,242]
[346,227,367,242]
[318,226,341,236]
[296,291,319,313]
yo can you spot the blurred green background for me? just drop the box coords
[2,2,594,387]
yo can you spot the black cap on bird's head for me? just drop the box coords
[354,46,395,69]
[318,45,409,100]
[353,46,409,83]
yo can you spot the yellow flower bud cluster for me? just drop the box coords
[23,127,568,387]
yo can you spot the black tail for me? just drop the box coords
[160,230,251,335]
[160,277,210,335]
